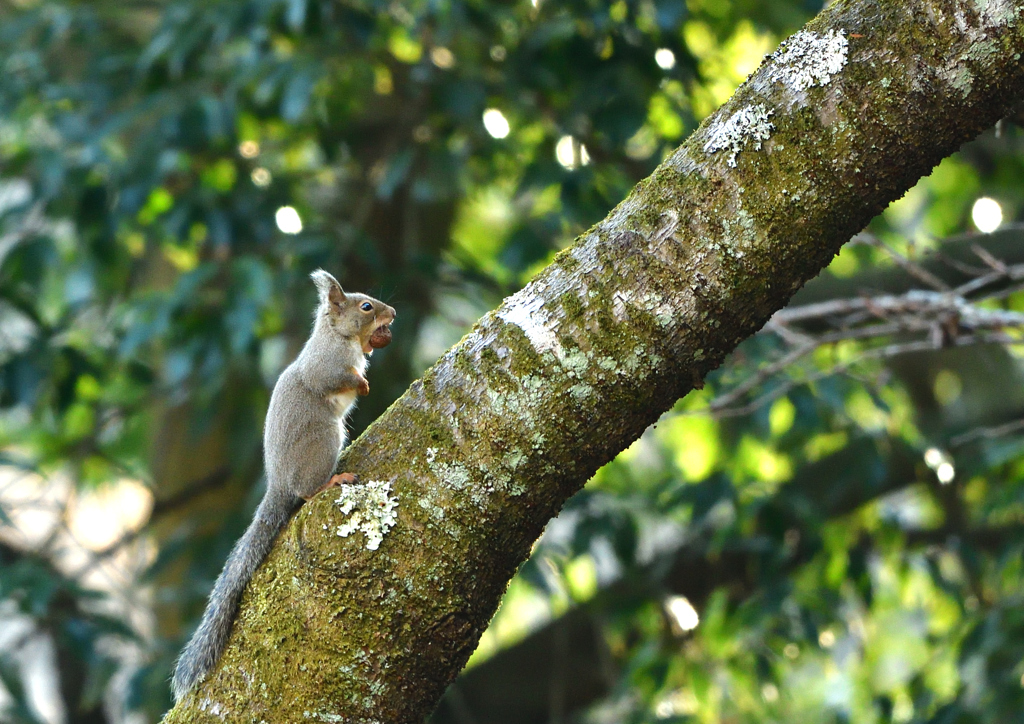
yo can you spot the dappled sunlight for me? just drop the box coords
[3,0,1024,721]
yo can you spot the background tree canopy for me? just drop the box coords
[1,0,1023,722]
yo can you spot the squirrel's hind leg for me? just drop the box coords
[304,472,359,500]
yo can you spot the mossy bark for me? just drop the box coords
[163,1,1024,722]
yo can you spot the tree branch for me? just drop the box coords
[432,434,928,724]
[163,2,1024,721]
[706,284,1024,416]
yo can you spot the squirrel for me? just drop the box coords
[171,269,396,702]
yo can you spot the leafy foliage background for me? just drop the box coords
[1,0,1024,722]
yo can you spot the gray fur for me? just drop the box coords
[171,270,395,701]
[170,484,296,701]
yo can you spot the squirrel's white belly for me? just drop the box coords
[326,389,357,449]
[325,354,366,448]
[326,389,358,415]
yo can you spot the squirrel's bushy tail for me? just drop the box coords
[171,487,297,701]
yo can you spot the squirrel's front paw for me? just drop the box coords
[356,376,370,396]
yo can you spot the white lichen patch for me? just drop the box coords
[426,446,473,491]
[506,449,528,471]
[199,698,228,719]
[439,460,472,490]
[940,63,974,98]
[722,207,758,249]
[618,287,678,327]
[417,496,445,519]
[768,29,848,92]
[302,711,349,723]
[303,714,383,724]
[497,287,564,359]
[967,38,1000,63]
[335,480,398,551]
[975,0,1019,27]
[569,383,595,401]
[482,373,544,429]
[703,104,774,168]
[561,348,591,378]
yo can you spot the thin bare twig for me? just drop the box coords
[705,332,1022,418]
[704,278,1024,417]
[974,278,1024,304]
[707,340,939,418]
[770,290,1024,329]
[949,417,1024,448]
[854,232,952,291]
[709,342,816,411]
[971,243,1010,275]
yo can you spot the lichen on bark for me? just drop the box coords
[163,1,1024,722]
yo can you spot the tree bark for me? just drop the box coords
[430,435,927,724]
[163,1,1024,722]
[431,218,1024,724]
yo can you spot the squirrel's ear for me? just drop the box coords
[310,269,346,305]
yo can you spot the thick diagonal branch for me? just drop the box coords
[164,2,1024,722]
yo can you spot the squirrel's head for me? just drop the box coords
[310,270,396,352]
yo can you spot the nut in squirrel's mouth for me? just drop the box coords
[366,323,392,352]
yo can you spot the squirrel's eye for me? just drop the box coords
[360,302,373,312]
